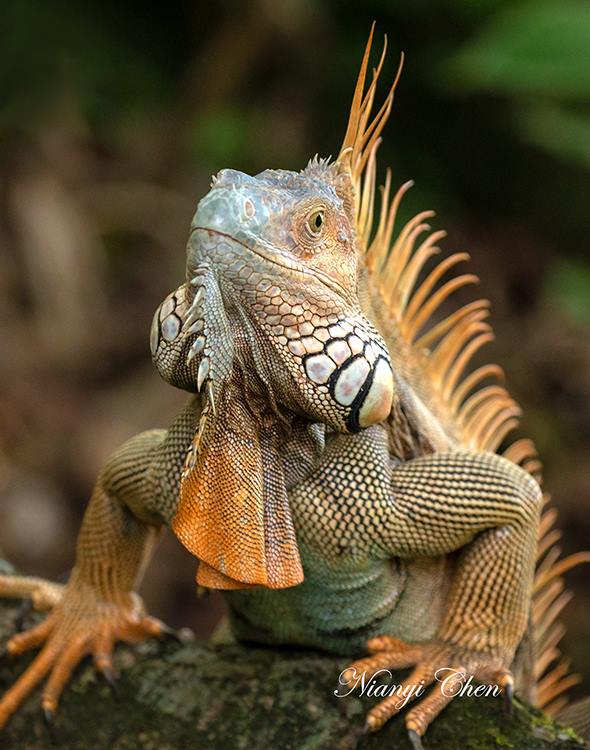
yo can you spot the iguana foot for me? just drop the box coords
[342,635,512,748]
[0,575,171,729]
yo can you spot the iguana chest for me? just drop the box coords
[223,425,449,653]
[288,425,396,564]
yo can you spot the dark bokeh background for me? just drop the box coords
[1,0,589,698]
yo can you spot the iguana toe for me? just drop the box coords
[0,574,64,612]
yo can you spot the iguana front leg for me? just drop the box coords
[295,429,542,747]
[357,451,540,745]
[0,405,195,727]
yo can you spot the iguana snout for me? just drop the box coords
[191,170,273,248]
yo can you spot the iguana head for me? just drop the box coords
[186,162,394,433]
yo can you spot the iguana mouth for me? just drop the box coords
[193,226,352,302]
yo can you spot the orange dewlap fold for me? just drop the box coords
[172,391,304,590]
[196,561,256,590]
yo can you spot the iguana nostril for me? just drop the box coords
[243,199,256,219]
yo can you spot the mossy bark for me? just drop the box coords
[0,560,585,750]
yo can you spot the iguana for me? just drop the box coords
[0,28,587,748]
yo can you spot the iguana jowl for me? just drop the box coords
[0,29,584,746]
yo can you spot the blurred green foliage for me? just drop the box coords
[446,1,590,98]
[444,1,590,170]
[547,259,590,327]
[0,0,169,141]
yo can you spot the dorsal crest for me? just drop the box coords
[334,23,404,239]
[343,26,587,717]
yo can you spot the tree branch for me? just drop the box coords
[0,561,584,749]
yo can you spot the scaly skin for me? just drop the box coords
[0,32,544,747]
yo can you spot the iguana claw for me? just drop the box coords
[502,678,514,716]
[42,705,59,746]
[159,624,194,645]
[100,665,119,697]
[408,728,425,750]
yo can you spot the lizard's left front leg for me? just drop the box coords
[344,449,542,747]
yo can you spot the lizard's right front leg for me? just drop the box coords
[336,440,542,747]
[0,408,194,728]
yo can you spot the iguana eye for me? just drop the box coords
[308,210,324,234]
